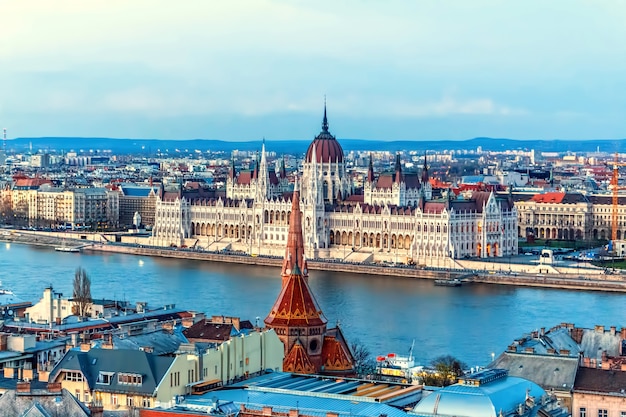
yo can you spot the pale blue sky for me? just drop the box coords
[1,1,625,141]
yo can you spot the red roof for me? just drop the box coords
[531,192,566,203]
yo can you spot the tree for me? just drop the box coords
[420,355,467,387]
[350,339,376,378]
[72,268,92,318]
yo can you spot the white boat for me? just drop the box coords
[55,246,80,253]
[55,238,81,252]
[0,282,24,307]
[375,340,423,383]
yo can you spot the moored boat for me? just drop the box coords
[434,278,462,287]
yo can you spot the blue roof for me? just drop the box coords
[461,175,485,184]
[412,375,547,417]
[120,185,158,197]
[186,388,409,417]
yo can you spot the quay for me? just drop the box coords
[3,229,626,293]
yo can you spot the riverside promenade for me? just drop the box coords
[3,229,626,293]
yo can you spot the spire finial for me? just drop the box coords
[322,97,329,133]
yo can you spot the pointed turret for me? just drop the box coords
[280,155,287,178]
[265,175,328,372]
[394,153,402,184]
[252,152,259,179]
[229,156,236,180]
[367,153,375,183]
[322,101,329,133]
[421,152,429,185]
[280,176,308,282]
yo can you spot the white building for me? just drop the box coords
[151,107,518,262]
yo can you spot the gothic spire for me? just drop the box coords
[281,176,307,282]
[280,155,287,178]
[367,153,374,183]
[229,155,236,180]
[394,153,402,184]
[421,151,429,185]
[322,100,329,133]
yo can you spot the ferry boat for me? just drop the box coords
[375,340,423,384]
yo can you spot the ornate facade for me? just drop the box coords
[151,107,519,262]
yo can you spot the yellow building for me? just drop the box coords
[47,329,283,412]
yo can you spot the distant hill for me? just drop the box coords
[5,136,625,155]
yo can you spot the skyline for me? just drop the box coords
[2,1,626,142]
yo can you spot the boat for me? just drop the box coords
[375,340,423,384]
[55,238,81,253]
[0,282,24,307]
[434,278,462,287]
[55,246,80,253]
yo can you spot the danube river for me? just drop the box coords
[1,242,624,368]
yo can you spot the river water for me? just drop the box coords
[1,242,623,368]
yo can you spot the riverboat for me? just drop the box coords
[54,246,80,253]
[375,341,423,384]
[434,278,462,287]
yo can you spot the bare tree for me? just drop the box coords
[72,268,92,318]
[420,354,467,387]
[350,339,376,377]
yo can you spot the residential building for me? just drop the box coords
[0,381,101,417]
[117,183,160,228]
[492,323,626,415]
[573,367,626,417]
[49,329,283,412]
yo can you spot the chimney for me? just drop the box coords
[262,406,273,416]
[89,401,104,417]
[16,381,31,394]
[507,345,517,352]
[559,349,570,356]
[547,348,556,354]
[47,382,62,393]
[524,347,535,354]
[80,343,91,352]
[289,410,299,417]
[595,325,605,334]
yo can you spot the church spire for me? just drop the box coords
[367,153,374,183]
[394,153,402,184]
[421,151,429,185]
[322,99,329,133]
[229,155,236,180]
[281,176,308,282]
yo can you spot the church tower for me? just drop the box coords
[265,179,354,375]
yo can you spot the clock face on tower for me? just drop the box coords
[285,268,291,275]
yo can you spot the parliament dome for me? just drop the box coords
[305,106,344,163]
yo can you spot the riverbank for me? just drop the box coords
[3,230,626,292]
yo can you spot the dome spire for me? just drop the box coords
[322,97,329,133]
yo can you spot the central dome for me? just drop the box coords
[305,106,344,163]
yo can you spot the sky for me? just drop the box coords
[1,1,625,141]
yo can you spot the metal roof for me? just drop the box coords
[186,388,409,417]
[412,375,547,417]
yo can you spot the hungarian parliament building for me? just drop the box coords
[151,108,518,264]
